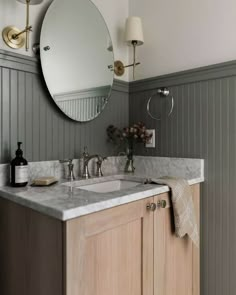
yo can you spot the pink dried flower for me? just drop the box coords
[107,122,153,145]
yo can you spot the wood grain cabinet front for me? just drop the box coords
[64,197,154,295]
[153,184,200,295]
[0,184,200,295]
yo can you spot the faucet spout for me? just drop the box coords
[82,147,106,179]
[84,154,99,164]
[82,154,99,179]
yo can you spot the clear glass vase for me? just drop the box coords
[124,141,135,173]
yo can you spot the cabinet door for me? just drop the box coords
[65,197,154,295]
[154,184,200,295]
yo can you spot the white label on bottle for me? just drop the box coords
[15,166,29,184]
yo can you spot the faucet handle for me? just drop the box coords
[96,161,103,177]
[96,156,107,177]
[97,156,107,164]
[59,159,75,181]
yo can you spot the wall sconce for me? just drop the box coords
[2,0,43,52]
[114,16,144,80]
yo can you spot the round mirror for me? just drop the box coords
[40,0,114,122]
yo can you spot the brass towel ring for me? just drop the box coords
[147,87,174,121]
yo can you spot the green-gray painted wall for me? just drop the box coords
[130,61,236,295]
[1,48,235,295]
[0,50,129,163]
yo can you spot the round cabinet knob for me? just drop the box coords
[157,200,167,208]
[146,203,157,212]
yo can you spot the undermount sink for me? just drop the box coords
[79,179,142,193]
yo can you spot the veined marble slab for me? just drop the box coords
[0,156,204,221]
[0,159,81,187]
[0,156,203,186]
[133,156,204,180]
[0,174,203,221]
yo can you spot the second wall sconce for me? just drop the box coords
[114,16,144,80]
[2,0,43,52]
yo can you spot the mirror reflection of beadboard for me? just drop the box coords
[54,86,110,122]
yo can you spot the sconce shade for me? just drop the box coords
[17,0,43,4]
[125,16,144,46]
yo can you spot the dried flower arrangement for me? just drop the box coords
[107,122,152,146]
[107,122,153,172]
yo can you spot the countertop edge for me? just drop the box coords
[0,177,204,221]
[62,177,204,221]
[0,189,64,220]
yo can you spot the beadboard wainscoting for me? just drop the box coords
[0,50,129,163]
[1,48,235,295]
[129,61,236,295]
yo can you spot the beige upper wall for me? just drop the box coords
[0,0,53,54]
[0,0,129,81]
[2,0,235,82]
[129,0,236,80]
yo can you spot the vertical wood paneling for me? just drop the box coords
[221,78,230,295]
[207,80,216,295]
[130,71,236,295]
[25,72,33,160]
[39,86,48,160]
[215,79,222,295]
[10,70,18,159]
[0,68,2,160]
[1,50,236,295]
[32,76,40,160]
[18,72,26,151]
[194,83,201,158]
[2,68,10,162]
[181,85,185,156]
[46,88,53,160]
[176,86,181,157]
[229,78,236,295]
[0,56,128,163]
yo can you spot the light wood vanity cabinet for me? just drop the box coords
[0,184,200,295]
[154,184,200,295]
[65,196,154,295]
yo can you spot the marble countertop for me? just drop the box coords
[0,173,204,221]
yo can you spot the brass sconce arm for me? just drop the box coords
[124,62,141,69]
[113,60,141,77]
[12,26,32,40]
[25,0,31,51]
[2,0,43,51]
[131,40,137,80]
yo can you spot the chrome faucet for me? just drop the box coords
[96,156,107,177]
[82,154,99,179]
[60,159,75,181]
[82,147,106,179]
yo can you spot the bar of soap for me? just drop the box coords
[32,176,57,186]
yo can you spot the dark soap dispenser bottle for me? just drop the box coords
[10,142,29,187]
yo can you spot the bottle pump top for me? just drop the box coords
[16,142,23,157]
